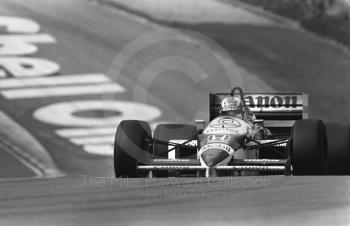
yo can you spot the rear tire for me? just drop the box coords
[326,123,350,175]
[291,119,327,175]
[114,120,151,178]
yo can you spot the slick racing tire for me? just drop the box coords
[153,124,198,158]
[291,119,327,175]
[114,120,151,178]
[326,123,350,175]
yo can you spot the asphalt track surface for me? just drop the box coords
[1,0,350,177]
[0,0,350,225]
[1,176,349,225]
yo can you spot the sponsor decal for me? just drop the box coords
[154,159,191,162]
[200,143,234,155]
[207,134,231,143]
[204,127,239,134]
[211,117,241,128]
[244,95,300,108]
[229,166,281,171]
[243,159,280,162]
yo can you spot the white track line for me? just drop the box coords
[56,127,115,138]
[2,83,125,99]
[0,74,111,88]
[84,144,113,156]
[0,139,44,177]
[70,136,114,145]
[0,110,63,177]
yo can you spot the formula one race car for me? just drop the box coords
[114,87,350,177]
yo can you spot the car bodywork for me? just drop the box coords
[134,89,308,177]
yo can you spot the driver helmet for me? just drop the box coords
[221,96,243,114]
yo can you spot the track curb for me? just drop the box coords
[0,111,63,178]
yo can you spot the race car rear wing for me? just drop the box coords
[209,92,308,132]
